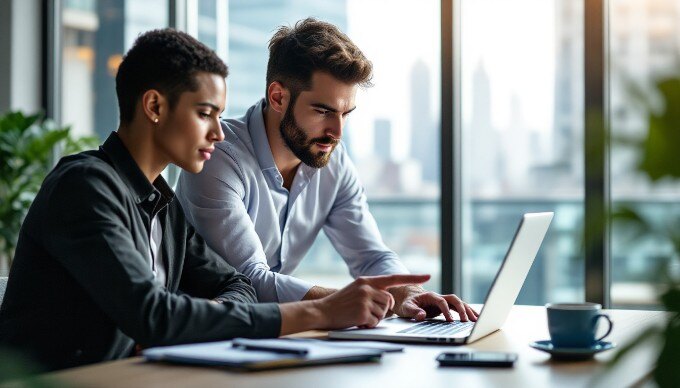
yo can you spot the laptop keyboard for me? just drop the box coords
[398,320,474,336]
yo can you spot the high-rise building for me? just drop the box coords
[552,0,583,186]
[609,0,680,193]
[373,118,392,161]
[468,61,501,195]
[409,60,438,184]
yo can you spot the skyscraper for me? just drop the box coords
[552,0,583,183]
[373,118,392,161]
[409,59,439,184]
[468,61,501,195]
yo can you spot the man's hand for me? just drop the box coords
[302,285,337,300]
[279,274,430,336]
[389,285,479,322]
[315,274,431,330]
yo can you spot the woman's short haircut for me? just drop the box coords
[115,28,228,123]
[266,18,373,99]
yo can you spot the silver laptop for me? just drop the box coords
[329,212,554,345]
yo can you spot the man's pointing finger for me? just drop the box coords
[363,274,431,290]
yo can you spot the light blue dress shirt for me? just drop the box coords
[176,99,408,303]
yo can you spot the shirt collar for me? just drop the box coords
[100,132,174,206]
[248,99,278,172]
[247,99,319,182]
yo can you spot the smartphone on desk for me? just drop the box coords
[437,352,517,368]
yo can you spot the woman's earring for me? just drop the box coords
[153,118,159,123]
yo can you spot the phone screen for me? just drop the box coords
[448,352,515,362]
[437,352,517,367]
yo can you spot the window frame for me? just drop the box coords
[441,0,610,306]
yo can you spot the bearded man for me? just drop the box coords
[177,18,478,323]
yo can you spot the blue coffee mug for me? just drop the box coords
[545,303,613,348]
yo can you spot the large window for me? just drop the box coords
[609,0,680,308]
[459,0,584,304]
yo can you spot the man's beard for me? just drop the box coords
[279,102,338,168]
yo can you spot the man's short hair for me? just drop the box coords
[266,18,373,98]
[116,28,228,123]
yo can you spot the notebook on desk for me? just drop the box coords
[329,212,554,345]
[143,338,402,371]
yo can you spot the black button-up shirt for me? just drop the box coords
[0,132,281,371]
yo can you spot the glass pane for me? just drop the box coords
[197,0,218,50]
[460,0,584,304]
[224,0,442,291]
[192,0,229,59]
[61,0,169,141]
[609,0,680,308]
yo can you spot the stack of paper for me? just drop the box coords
[143,338,403,371]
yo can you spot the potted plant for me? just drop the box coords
[608,76,680,387]
[0,111,97,272]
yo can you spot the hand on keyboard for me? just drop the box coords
[388,286,479,322]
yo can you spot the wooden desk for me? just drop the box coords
[44,306,665,388]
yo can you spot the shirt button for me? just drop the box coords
[148,193,156,202]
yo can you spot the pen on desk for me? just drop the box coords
[232,340,309,356]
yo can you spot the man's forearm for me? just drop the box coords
[302,285,337,300]
[278,300,326,336]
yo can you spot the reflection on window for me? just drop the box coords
[610,0,680,308]
[461,0,585,305]
[61,0,169,141]
[221,0,442,290]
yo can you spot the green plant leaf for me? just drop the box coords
[611,205,655,242]
[0,110,95,262]
[655,308,680,388]
[607,73,680,387]
[660,288,680,313]
[637,78,680,181]
[606,326,662,369]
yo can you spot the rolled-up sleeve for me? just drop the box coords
[323,150,410,278]
[177,146,314,303]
